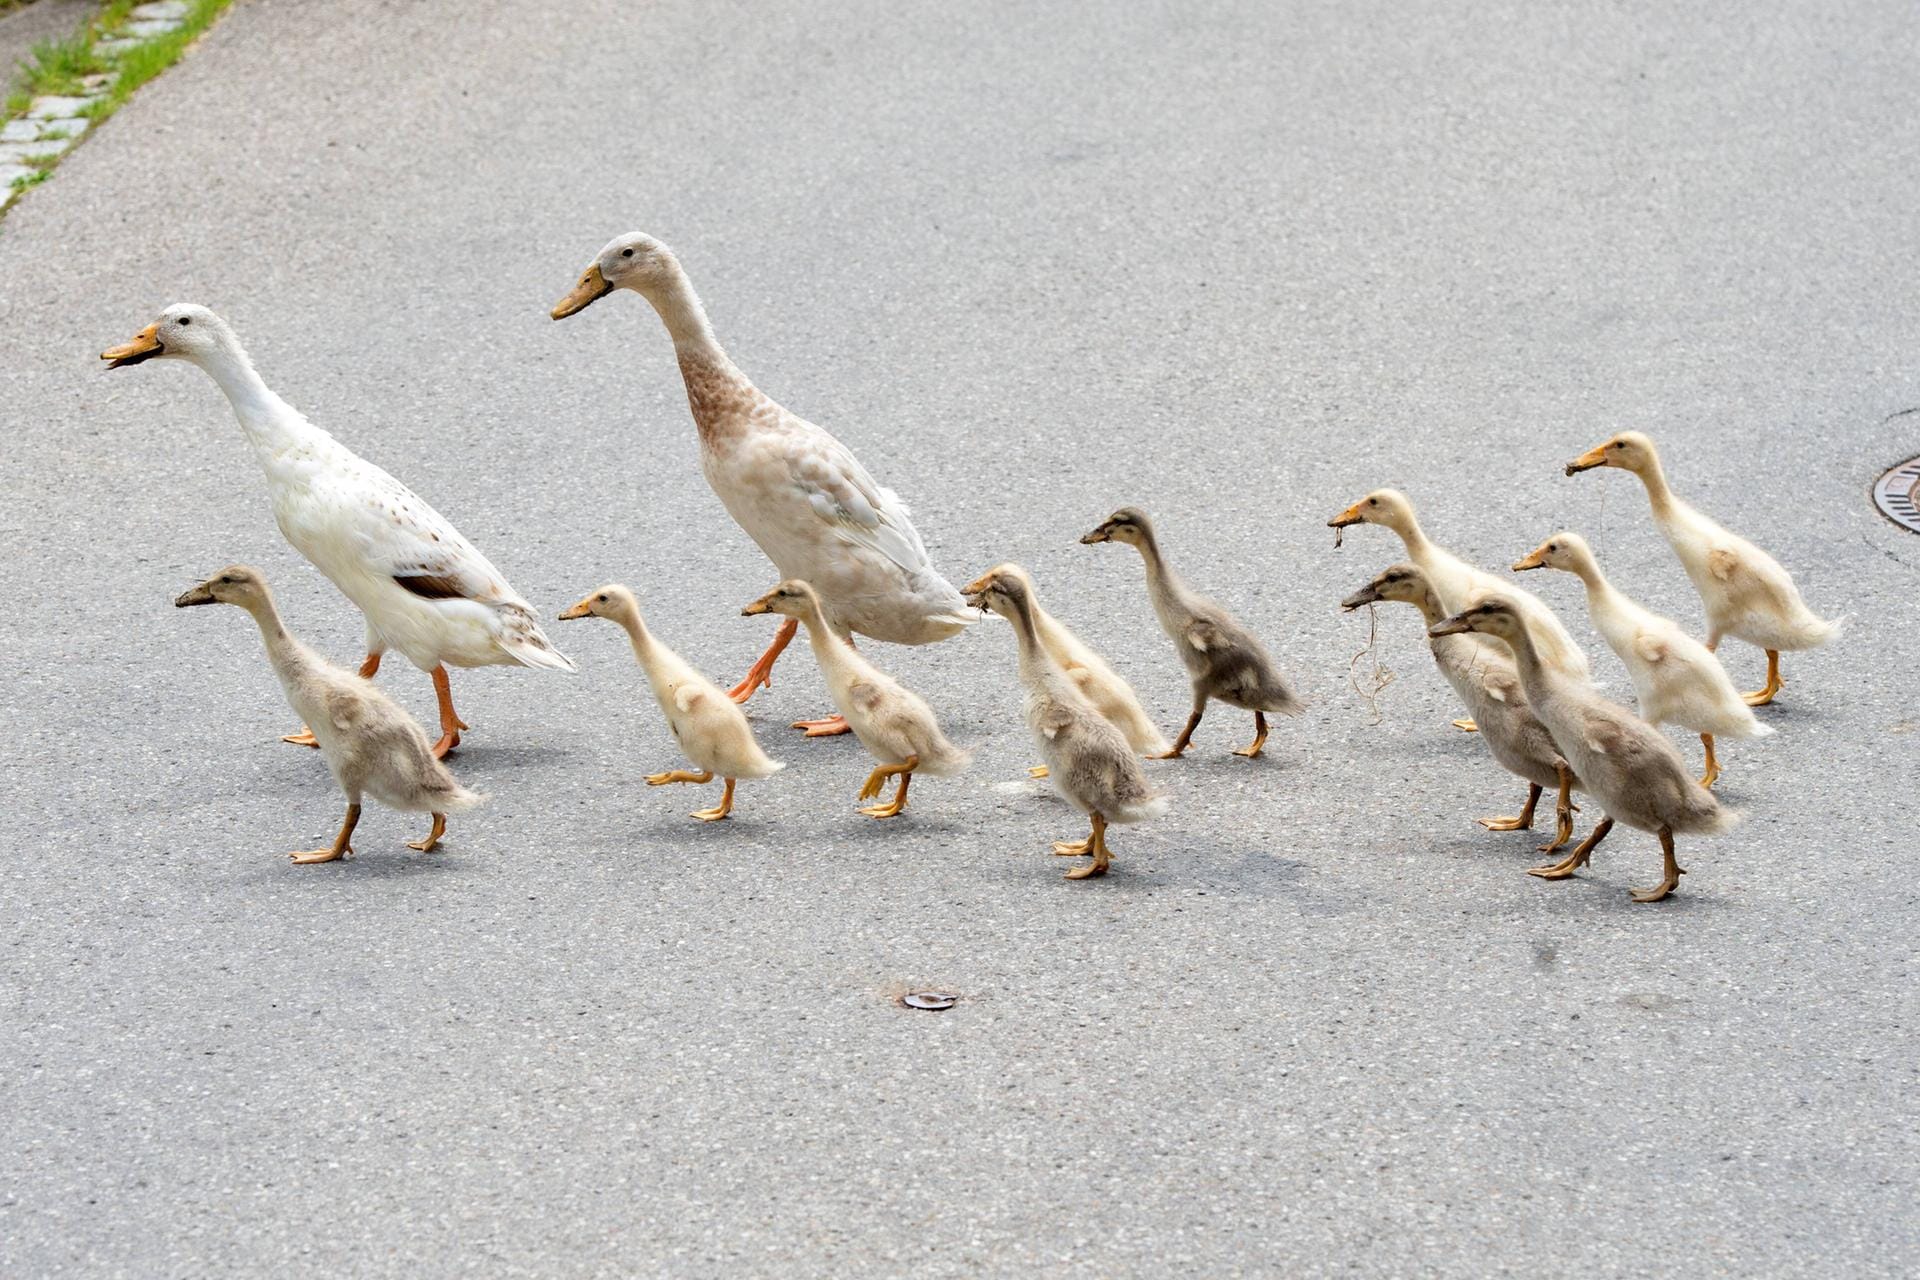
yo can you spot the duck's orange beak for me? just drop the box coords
[1328,501,1366,528]
[557,594,596,621]
[1564,444,1609,475]
[1512,546,1549,571]
[550,264,612,320]
[741,591,777,617]
[102,323,164,368]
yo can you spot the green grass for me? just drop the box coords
[3,0,235,211]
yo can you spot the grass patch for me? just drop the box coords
[2,0,234,212]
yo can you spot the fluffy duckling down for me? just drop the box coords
[1082,507,1301,759]
[1329,489,1591,733]
[742,580,968,818]
[1342,564,1580,854]
[975,563,1168,778]
[1432,596,1737,904]
[175,566,483,865]
[1566,431,1840,706]
[559,585,782,821]
[966,568,1167,880]
[1514,532,1770,788]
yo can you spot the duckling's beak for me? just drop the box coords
[102,324,164,368]
[1512,548,1548,572]
[1428,614,1473,637]
[550,264,612,320]
[1079,525,1112,545]
[1339,584,1382,610]
[1328,502,1366,529]
[741,594,775,617]
[174,583,216,607]
[1564,444,1609,475]
[557,596,595,621]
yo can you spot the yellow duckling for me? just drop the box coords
[558,585,783,821]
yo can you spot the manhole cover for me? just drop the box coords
[901,992,957,1011]
[1875,456,1920,533]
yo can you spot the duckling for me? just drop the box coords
[1514,532,1771,787]
[965,567,1168,879]
[1329,489,1591,730]
[1430,596,1737,903]
[741,580,968,817]
[174,566,483,864]
[970,563,1169,778]
[558,585,783,821]
[1341,564,1579,852]
[1080,508,1301,758]
[1566,432,1840,705]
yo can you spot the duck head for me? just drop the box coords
[1565,431,1657,477]
[551,232,680,320]
[1513,531,1593,574]
[102,304,234,369]
[1328,488,1416,536]
[1080,506,1153,548]
[1340,562,1431,612]
[961,563,1035,619]
[558,584,637,622]
[174,564,270,610]
[1429,596,1527,645]
[741,579,819,620]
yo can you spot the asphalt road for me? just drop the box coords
[3,1,1917,1274]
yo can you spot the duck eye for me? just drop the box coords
[622,248,633,258]
[1367,498,1378,506]
[596,593,607,603]
[179,317,191,326]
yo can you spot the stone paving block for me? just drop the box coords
[130,0,191,17]
[27,96,98,119]
[0,163,34,191]
[97,37,141,57]
[36,118,89,139]
[0,120,40,143]
[124,19,183,38]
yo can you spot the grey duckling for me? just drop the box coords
[176,566,483,864]
[1342,564,1579,852]
[1081,507,1302,758]
[1430,596,1736,903]
[965,567,1168,879]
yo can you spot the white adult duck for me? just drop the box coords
[551,233,975,737]
[1566,432,1840,705]
[105,305,573,756]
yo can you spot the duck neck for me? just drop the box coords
[1394,515,1438,563]
[1004,593,1061,684]
[793,599,846,662]
[240,592,307,680]
[1631,457,1678,518]
[1408,587,1447,627]
[196,341,310,456]
[1131,526,1187,602]
[612,605,660,669]
[1493,623,1548,691]
[642,261,728,363]
[1565,557,1619,614]
[644,265,758,448]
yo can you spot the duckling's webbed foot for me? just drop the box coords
[1536,765,1578,853]
[1029,764,1051,779]
[690,778,737,822]
[291,803,360,866]
[281,727,322,749]
[1231,712,1269,759]
[1529,816,1611,881]
[858,762,915,818]
[646,768,714,786]
[1479,783,1541,834]
[1741,649,1783,707]
[1630,827,1687,903]
[1698,733,1720,789]
[1151,706,1204,760]
[1452,718,1479,733]
[792,714,852,737]
[729,618,796,704]
[1062,815,1112,880]
[1051,838,1091,856]
[406,812,447,852]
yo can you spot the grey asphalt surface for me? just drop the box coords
[3,1,1917,1274]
